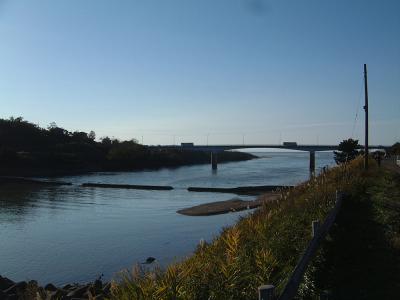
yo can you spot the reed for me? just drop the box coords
[110,157,373,300]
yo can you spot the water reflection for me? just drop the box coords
[0,184,43,220]
[0,152,335,284]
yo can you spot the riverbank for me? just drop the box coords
[1,157,375,300]
[0,177,72,186]
[0,151,256,177]
[0,276,111,299]
[303,160,400,299]
[111,158,371,299]
[0,151,337,294]
[0,117,257,177]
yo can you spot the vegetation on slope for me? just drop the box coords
[0,117,254,176]
[303,161,400,299]
[110,158,372,300]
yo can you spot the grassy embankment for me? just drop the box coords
[110,158,375,300]
[302,160,400,299]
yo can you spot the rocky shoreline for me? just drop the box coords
[0,276,111,300]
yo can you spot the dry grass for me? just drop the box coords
[110,158,371,300]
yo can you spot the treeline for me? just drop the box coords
[0,117,255,176]
[390,142,400,155]
[333,138,399,165]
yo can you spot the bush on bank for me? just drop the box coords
[110,158,372,300]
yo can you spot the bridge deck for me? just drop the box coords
[150,144,388,152]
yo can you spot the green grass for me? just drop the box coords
[110,158,373,300]
[302,163,400,299]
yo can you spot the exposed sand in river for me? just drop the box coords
[177,192,281,216]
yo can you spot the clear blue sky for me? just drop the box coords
[0,0,399,145]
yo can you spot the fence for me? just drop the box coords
[259,191,344,300]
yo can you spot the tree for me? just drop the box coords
[48,126,70,143]
[48,122,58,129]
[106,140,146,168]
[101,136,112,147]
[334,138,360,164]
[9,116,24,123]
[88,130,96,141]
[389,142,400,155]
[71,131,89,143]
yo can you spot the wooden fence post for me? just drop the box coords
[259,285,275,300]
[312,220,320,238]
[277,192,343,300]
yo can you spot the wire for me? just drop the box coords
[351,75,364,139]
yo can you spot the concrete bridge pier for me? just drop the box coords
[309,151,315,175]
[211,152,218,170]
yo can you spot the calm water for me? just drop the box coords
[0,151,335,285]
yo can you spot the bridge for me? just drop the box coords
[151,144,389,172]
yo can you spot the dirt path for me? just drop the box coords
[308,166,400,299]
[382,157,400,174]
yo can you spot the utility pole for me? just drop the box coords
[363,64,369,170]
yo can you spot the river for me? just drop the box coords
[0,151,335,285]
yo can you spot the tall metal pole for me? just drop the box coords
[363,64,369,170]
